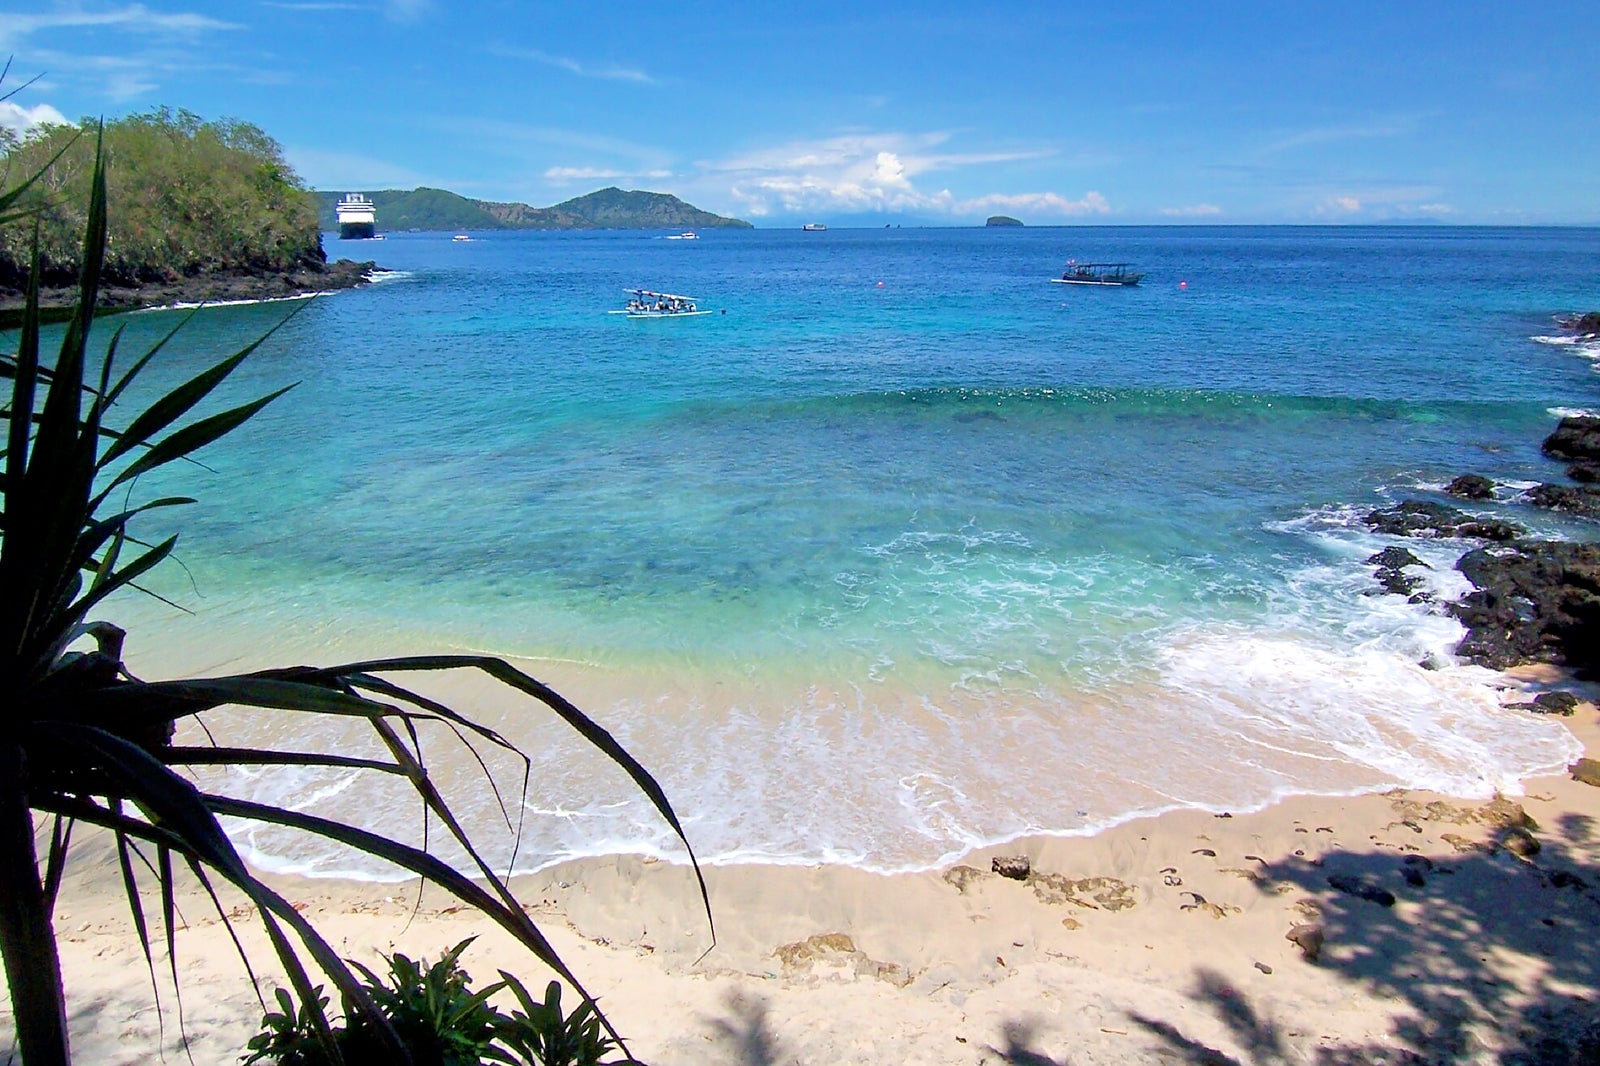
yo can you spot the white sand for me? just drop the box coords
[8,677,1600,1064]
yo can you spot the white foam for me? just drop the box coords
[137,291,328,313]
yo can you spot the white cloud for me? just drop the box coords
[0,100,72,138]
[491,47,653,84]
[708,132,1093,219]
[1160,203,1223,217]
[544,165,673,183]
[1412,203,1454,217]
[964,191,1110,216]
[1315,195,1363,215]
[0,5,240,47]
[545,166,624,182]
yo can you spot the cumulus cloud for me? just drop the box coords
[709,132,1094,219]
[0,100,72,139]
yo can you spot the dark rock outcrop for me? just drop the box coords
[1559,311,1600,337]
[1450,542,1600,675]
[1367,546,1430,598]
[1525,483,1600,519]
[1365,500,1521,542]
[991,855,1031,880]
[1444,474,1495,500]
[1508,691,1582,716]
[985,215,1024,227]
[1543,416,1600,463]
[2,257,375,324]
[1569,463,1600,484]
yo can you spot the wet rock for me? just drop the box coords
[1368,546,1431,597]
[1543,416,1600,463]
[1450,541,1600,674]
[991,855,1031,881]
[1326,874,1396,907]
[1561,312,1600,336]
[1570,758,1600,787]
[1365,500,1521,542]
[1285,923,1324,962]
[1525,483,1600,519]
[1510,690,1582,716]
[1501,826,1541,859]
[1445,474,1496,500]
[1569,463,1600,484]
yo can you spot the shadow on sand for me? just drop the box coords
[1132,809,1600,1064]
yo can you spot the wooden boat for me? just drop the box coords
[608,288,712,318]
[1051,261,1144,287]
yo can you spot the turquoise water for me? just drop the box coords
[62,225,1600,877]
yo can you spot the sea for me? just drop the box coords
[61,224,1600,881]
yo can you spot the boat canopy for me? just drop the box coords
[625,288,699,301]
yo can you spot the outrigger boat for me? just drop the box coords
[1051,260,1144,287]
[609,288,712,318]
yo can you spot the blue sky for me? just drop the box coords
[2,1,1596,225]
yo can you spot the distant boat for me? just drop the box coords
[802,222,827,231]
[1051,261,1144,287]
[335,193,377,240]
[452,234,471,242]
[664,231,699,240]
[608,288,712,318]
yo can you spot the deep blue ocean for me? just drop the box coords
[74,224,1600,878]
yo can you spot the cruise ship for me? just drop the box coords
[335,193,377,239]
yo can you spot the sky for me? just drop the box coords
[1,1,1597,226]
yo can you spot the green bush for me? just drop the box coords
[243,939,625,1066]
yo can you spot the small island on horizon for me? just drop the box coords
[985,215,1024,227]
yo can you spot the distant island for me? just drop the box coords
[985,215,1024,227]
[317,186,753,232]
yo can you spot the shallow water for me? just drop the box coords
[57,224,1600,878]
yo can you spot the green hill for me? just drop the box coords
[3,108,323,291]
[317,186,751,231]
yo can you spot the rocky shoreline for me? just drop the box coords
[0,256,377,325]
[1360,314,1600,686]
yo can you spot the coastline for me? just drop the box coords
[0,256,376,325]
[21,673,1600,1065]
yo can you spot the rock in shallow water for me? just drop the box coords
[1365,500,1520,541]
[1445,474,1496,500]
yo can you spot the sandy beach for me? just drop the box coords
[6,667,1595,1065]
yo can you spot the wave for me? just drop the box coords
[136,291,329,313]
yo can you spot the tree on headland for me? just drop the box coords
[0,129,708,1064]
[0,106,322,291]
